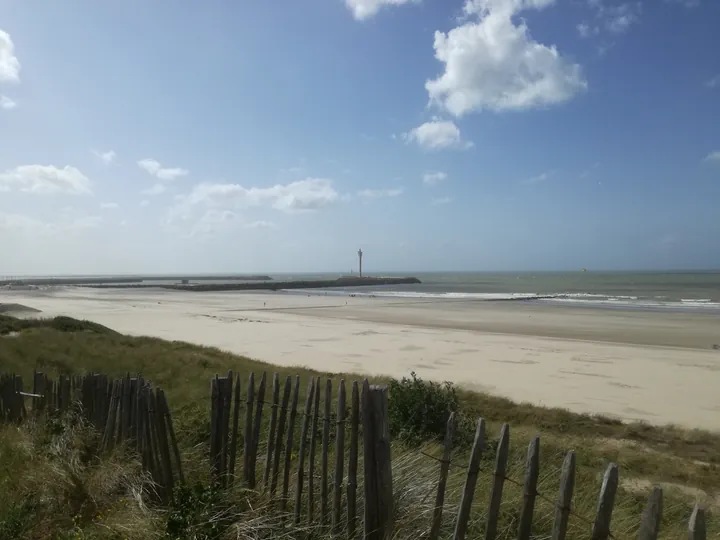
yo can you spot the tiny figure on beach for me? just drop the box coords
[263,302,266,307]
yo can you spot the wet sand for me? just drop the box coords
[3,287,720,430]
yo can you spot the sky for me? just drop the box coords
[1,0,719,274]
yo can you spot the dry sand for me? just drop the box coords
[3,287,720,430]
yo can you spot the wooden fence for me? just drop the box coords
[0,370,711,540]
[0,371,183,502]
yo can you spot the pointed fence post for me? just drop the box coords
[485,423,510,540]
[638,487,662,540]
[453,418,486,540]
[551,451,576,540]
[591,463,619,540]
[429,412,456,540]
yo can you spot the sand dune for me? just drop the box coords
[3,287,720,430]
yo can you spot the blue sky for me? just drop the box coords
[1,0,719,274]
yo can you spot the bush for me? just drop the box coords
[166,484,229,540]
[388,372,458,443]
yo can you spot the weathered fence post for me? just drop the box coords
[228,373,241,487]
[322,379,332,524]
[243,372,255,486]
[638,487,662,540]
[517,436,540,540]
[362,380,393,540]
[295,377,316,524]
[485,423,510,540]
[332,379,347,534]
[551,450,576,540]
[453,418,486,540]
[281,376,301,512]
[591,463,619,540]
[270,375,292,496]
[347,380,360,540]
[688,504,706,540]
[429,412,456,540]
[309,376,322,521]
[249,371,267,487]
[263,373,280,489]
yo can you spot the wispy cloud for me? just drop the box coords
[431,197,452,205]
[94,150,116,165]
[705,75,720,89]
[100,202,119,209]
[0,95,17,110]
[137,158,189,181]
[703,151,720,162]
[522,170,556,184]
[423,171,448,186]
[357,188,404,198]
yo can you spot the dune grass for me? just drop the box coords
[0,314,718,539]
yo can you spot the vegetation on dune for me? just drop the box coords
[0,315,718,539]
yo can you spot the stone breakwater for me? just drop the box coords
[86,276,422,292]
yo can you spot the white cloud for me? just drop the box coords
[403,119,472,150]
[345,0,417,20]
[704,151,720,162]
[139,200,150,207]
[100,202,119,209]
[171,178,340,223]
[137,158,189,181]
[577,22,599,38]
[602,3,641,34]
[1,95,17,110]
[426,0,586,116]
[142,183,167,196]
[582,1,641,36]
[0,165,91,195]
[423,171,448,185]
[357,188,404,198]
[0,30,20,82]
[431,196,452,205]
[705,75,720,89]
[245,220,278,230]
[0,213,101,234]
[94,150,117,165]
[523,170,553,183]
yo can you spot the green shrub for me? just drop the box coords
[388,372,458,443]
[166,484,228,540]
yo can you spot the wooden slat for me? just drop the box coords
[485,423,510,540]
[332,379,347,534]
[322,378,332,524]
[228,374,241,487]
[281,375,301,512]
[551,451,576,540]
[249,371,267,487]
[362,381,394,540]
[270,375,292,496]
[688,504,706,540]
[517,436,540,540]
[453,418,486,540]
[309,376,322,522]
[429,412,456,540]
[347,380,360,540]
[638,487,662,540]
[263,373,280,489]
[295,377,316,524]
[243,372,255,486]
[591,463,619,540]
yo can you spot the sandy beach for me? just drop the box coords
[3,286,720,430]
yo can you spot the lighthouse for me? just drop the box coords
[358,248,363,277]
